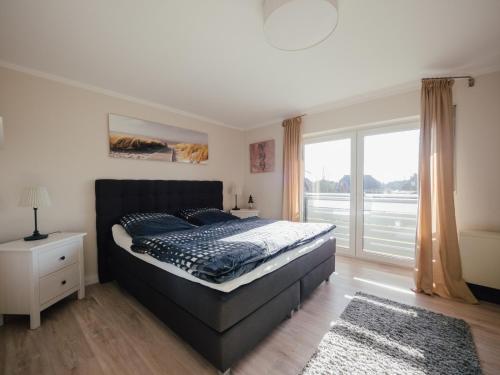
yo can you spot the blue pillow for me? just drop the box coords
[176,208,239,226]
[120,212,195,237]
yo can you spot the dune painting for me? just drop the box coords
[108,114,208,164]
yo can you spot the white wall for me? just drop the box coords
[244,71,500,236]
[454,72,500,232]
[244,123,285,219]
[0,67,244,283]
[1,65,499,283]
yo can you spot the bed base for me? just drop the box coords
[113,255,335,372]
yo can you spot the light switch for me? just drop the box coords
[0,117,3,149]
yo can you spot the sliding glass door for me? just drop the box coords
[303,121,419,265]
[356,125,420,264]
[303,134,356,256]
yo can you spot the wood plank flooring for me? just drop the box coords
[1,256,499,375]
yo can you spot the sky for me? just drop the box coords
[304,129,419,183]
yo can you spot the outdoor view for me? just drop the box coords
[361,129,419,259]
[304,138,352,249]
[304,128,420,260]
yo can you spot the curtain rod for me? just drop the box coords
[284,75,474,125]
[282,114,306,126]
[421,75,475,87]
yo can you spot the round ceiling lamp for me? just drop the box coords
[263,0,338,51]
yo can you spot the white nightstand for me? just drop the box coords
[0,232,86,329]
[230,209,260,219]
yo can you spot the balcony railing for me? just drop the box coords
[303,192,418,259]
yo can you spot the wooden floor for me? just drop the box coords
[1,256,499,375]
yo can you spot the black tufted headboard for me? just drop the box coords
[95,179,223,282]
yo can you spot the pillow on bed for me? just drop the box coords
[176,208,240,226]
[120,212,195,237]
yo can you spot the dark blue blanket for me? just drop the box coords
[131,217,335,284]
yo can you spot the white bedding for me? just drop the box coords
[112,224,334,293]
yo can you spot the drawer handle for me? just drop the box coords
[61,280,67,285]
[59,256,66,261]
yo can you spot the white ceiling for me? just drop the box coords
[1,0,500,129]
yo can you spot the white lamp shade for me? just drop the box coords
[19,186,51,208]
[230,185,243,196]
[264,0,338,51]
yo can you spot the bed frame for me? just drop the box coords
[95,179,336,373]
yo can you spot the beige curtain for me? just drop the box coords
[282,116,302,221]
[415,79,477,304]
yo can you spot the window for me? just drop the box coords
[303,120,419,265]
[304,135,354,250]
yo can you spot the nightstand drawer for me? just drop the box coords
[39,263,79,304]
[38,240,79,277]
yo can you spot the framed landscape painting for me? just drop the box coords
[250,139,275,173]
[108,114,208,164]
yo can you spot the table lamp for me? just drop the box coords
[230,185,243,210]
[19,186,51,241]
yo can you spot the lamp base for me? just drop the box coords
[232,207,241,210]
[24,233,48,241]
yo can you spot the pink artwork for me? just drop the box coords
[250,139,275,173]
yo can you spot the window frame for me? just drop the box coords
[301,116,420,267]
[356,121,420,267]
[302,131,357,257]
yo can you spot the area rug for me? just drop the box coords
[301,292,482,375]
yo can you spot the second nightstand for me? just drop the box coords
[0,232,86,329]
[230,209,260,219]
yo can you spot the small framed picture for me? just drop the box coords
[250,139,275,173]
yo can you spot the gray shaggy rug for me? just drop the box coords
[301,292,482,375]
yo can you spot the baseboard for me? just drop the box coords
[467,283,500,304]
[85,274,99,286]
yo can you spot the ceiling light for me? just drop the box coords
[263,0,338,51]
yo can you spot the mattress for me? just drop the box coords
[112,224,335,293]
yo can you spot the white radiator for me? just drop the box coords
[460,230,500,290]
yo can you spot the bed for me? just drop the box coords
[95,179,336,374]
